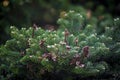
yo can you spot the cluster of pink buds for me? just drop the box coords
[70,54,85,68]
[70,46,89,68]
[70,54,80,65]
[64,29,69,43]
[74,38,78,46]
[39,40,48,53]
[64,29,69,37]
[42,53,57,62]
[39,40,45,47]
[82,46,89,58]
[33,24,38,30]
[66,45,71,50]
[32,24,38,38]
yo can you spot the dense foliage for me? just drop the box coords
[0,10,120,80]
[0,0,119,44]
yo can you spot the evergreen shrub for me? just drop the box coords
[0,10,120,80]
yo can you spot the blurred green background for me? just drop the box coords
[0,0,120,44]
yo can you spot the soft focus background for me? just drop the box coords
[0,0,120,44]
